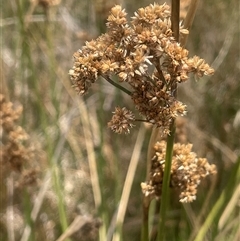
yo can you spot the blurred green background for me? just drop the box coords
[1,0,239,240]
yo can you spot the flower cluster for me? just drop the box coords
[0,95,28,172]
[141,141,217,203]
[108,107,135,134]
[0,94,39,187]
[69,3,214,134]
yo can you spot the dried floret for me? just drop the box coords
[108,107,135,134]
[141,141,217,203]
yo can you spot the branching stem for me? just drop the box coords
[102,75,132,96]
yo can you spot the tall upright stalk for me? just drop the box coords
[68,2,216,240]
[156,1,179,240]
[181,0,201,46]
[156,123,176,241]
[113,125,146,241]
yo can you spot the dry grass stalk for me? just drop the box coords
[69,3,216,204]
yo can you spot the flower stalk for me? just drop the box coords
[157,122,176,241]
[102,75,132,96]
[69,2,216,240]
[156,1,179,240]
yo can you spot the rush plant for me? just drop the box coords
[69,1,217,240]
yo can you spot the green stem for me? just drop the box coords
[156,123,176,241]
[43,11,70,239]
[156,1,179,238]
[102,75,132,96]
[51,165,69,236]
[23,188,35,241]
[193,156,240,241]
[141,201,150,241]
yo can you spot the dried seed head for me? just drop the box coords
[1,94,40,186]
[108,107,135,134]
[69,3,214,135]
[141,141,217,203]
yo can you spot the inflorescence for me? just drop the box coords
[69,3,214,135]
[0,94,39,187]
[69,3,216,203]
[141,141,217,203]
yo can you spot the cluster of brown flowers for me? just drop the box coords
[0,94,38,187]
[69,3,217,203]
[141,141,217,203]
[69,3,214,135]
[107,107,135,134]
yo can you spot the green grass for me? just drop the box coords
[1,0,239,241]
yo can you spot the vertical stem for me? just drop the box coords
[141,201,150,241]
[193,156,240,241]
[7,174,15,241]
[146,127,159,181]
[171,0,180,41]
[156,124,176,241]
[157,1,180,240]
[171,0,180,98]
[113,125,146,241]
[44,11,70,239]
[181,0,201,47]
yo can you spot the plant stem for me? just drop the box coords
[171,0,180,41]
[193,156,240,241]
[141,201,150,241]
[113,125,146,241]
[156,122,176,241]
[181,0,201,47]
[102,75,132,96]
[52,166,69,233]
[156,1,179,240]
[146,127,159,181]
